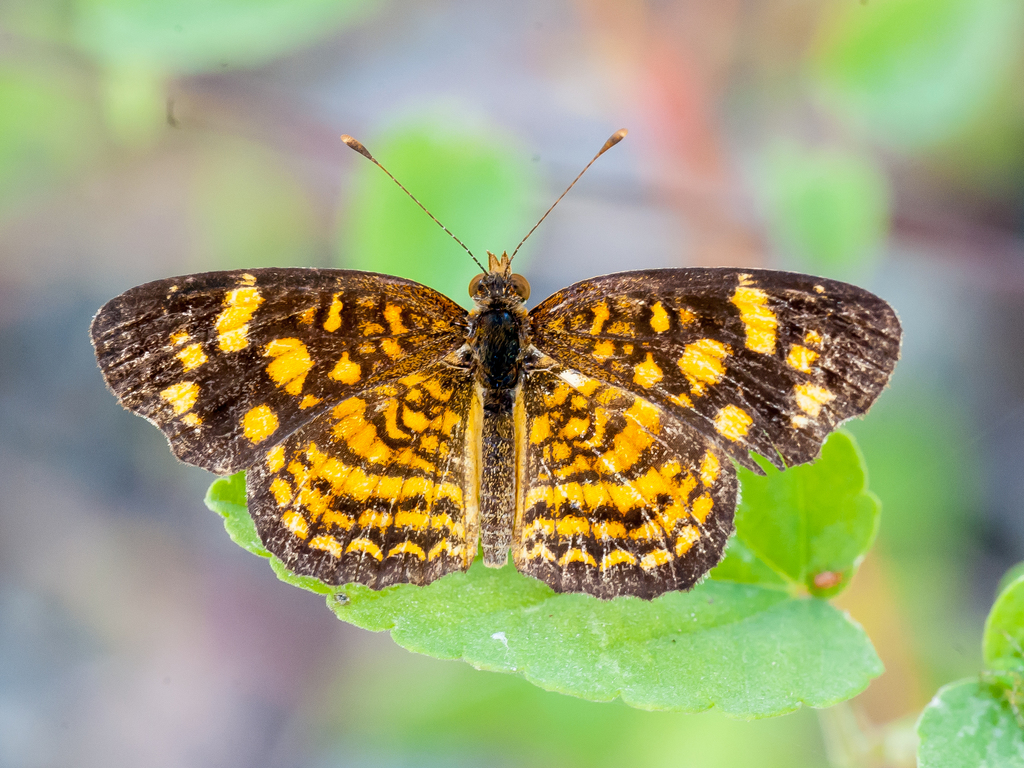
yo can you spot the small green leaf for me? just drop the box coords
[709,536,788,590]
[727,432,880,598]
[339,120,539,307]
[999,564,1024,598]
[984,575,1024,672]
[204,471,268,556]
[917,679,1024,767]
[205,432,882,716]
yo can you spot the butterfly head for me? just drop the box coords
[468,251,530,307]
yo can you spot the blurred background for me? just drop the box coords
[1,0,1022,766]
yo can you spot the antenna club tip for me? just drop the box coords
[340,134,374,160]
[599,128,628,155]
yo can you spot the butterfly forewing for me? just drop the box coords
[91,268,467,474]
[513,364,736,599]
[247,359,479,588]
[529,268,901,473]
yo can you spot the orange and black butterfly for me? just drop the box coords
[91,132,901,599]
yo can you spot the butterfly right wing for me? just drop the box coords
[247,358,481,588]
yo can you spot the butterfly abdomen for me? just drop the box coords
[467,300,526,567]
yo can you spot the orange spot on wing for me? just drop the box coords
[795,383,835,417]
[649,301,670,333]
[674,526,700,556]
[160,381,199,415]
[242,404,278,443]
[731,285,777,354]
[714,405,752,441]
[216,286,263,352]
[281,510,308,539]
[309,535,344,558]
[176,343,207,371]
[600,549,637,570]
[264,337,314,395]
[639,549,673,570]
[329,352,361,385]
[384,304,408,334]
[786,344,818,374]
[633,353,663,388]
[699,451,720,487]
[678,339,730,396]
[530,413,551,444]
[346,538,384,560]
[589,301,610,334]
[323,293,344,332]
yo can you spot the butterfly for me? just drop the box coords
[90,131,901,599]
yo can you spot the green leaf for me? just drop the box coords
[204,472,267,556]
[999,564,1024,598]
[917,679,1024,767]
[721,431,880,598]
[205,432,882,716]
[339,119,539,307]
[984,575,1024,672]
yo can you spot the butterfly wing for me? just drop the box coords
[513,364,736,599]
[529,268,901,472]
[247,360,479,587]
[91,268,467,474]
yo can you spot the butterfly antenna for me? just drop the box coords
[510,129,627,262]
[341,134,487,273]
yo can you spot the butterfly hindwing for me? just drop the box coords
[247,359,479,588]
[91,268,467,474]
[529,268,901,472]
[513,364,736,599]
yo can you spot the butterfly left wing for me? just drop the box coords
[91,268,467,474]
[513,363,736,599]
[530,268,901,473]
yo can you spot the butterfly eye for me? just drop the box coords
[511,274,531,301]
[468,274,484,297]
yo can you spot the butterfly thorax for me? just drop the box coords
[466,252,532,392]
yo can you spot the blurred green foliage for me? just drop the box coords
[325,653,830,768]
[338,120,540,306]
[917,572,1024,767]
[190,137,321,270]
[761,143,890,279]
[5,0,377,73]
[814,0,1024,150]
[847,386,982,685]
[0,66,103,210]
